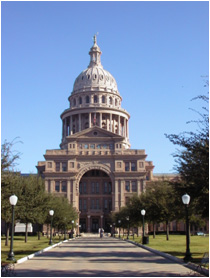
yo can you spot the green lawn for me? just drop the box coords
[1,235,63,264]
[127,234,209,265]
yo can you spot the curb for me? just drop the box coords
[16,238,74,264]
[125,239,209,277]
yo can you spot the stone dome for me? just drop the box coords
[72,36,119,95]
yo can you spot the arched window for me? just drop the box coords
[102,95,106,103]
[73,98,76,106]
[115,99,118,106]
[86,95,90,103]
[94,95,97,103]
[79,97,82,105]
[109,97,113,105]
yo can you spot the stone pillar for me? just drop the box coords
[118,115,120,135]
[124,117,126,137]
[72,180,76,208]
[137,180,141,196]
[89,113,91,128]
[115,180,119,211]
[87,215,91,233]
[99,113,102,128]
[79,114,81,132]
[70,116,73,135]
[110,113,112,132]
[64,118,67,137]
[120,180,125,207]
[67,180,71,202]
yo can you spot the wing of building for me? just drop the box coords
[37,36,154,233]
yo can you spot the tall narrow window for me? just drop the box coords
[102,95,106,103]
[83,199,87,211]
[62,181,67,192]
[62,162,67,171]
[79,97,82,104]
[96,183,99,193]
[125,181,130,192]
[104,182,108,193]
[91,182,95,193]
[56,162,60,172]
[83,182,87,194]
[94,95,97,103]
[125,162,129,171]
[55,181,60,192]
[131,162,136,171]
[132,181,137,192]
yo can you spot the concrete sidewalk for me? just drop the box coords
[14,236,203,277]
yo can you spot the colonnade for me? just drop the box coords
[62,112,129,139]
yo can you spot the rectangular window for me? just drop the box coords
[96,183,99,193]
[104,199,108,209]
[83,199,87,211]
[62,162,67,171]
[104,182,108,193]
[125,181,130,192]
[55,181,60,192]
[125,162,129,171]
[132,181,137,192]
[62,181,67,192]
[83,182,87,194]
[91,183,95,193]
[139,161,144,168]
[91,199,95,209]
[47,162,52,168]
[79,182,82,194]
[131,162,136,171]
[109,199,112,211]
[56,162,60,172]
[96,199,99,209]
[117,162,122,168]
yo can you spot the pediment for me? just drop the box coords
[67,126,124,140]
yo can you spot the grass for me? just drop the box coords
[1,235,63,264]
[125,234,209,265]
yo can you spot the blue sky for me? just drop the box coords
[2,1,209,174]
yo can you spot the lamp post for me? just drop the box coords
[126,216,129,239]
[7,195,18,262]
[141,209,146,238]
[49,210,54,245]
[71,220,74,238]
[118,220,121,238]
[182,193,192,261]
[110,224,112,236]
[64,217,67,240]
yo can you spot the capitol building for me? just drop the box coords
[37,36,154,233]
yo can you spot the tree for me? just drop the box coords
[1,139,22,246]
[165,94,209,217]
[142,180,177,240]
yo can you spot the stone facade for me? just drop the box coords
[37,36,154,233]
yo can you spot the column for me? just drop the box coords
[137,180,141,196]
[70,116,73,135]
[127,119,129,139]
[64,118,67,137]
[115,180,119,211]
[99,113,102,128]
[123,118,126,137]
[87,215,91,233]
[110,113,112,132]
[67,180,71,202]
[72,180,76,208]
[118,115,120,135]
[79,114,81,132]
[89,113,91,128]
[120,181,125,207]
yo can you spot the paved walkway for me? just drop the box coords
[14,236,201,277]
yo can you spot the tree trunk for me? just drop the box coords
[25,223,28,243]
[5,222,10,246]
[166,220,169,241]
[38,224,41,240]
[153,222,156,239]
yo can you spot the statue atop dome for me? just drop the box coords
[93,33,99,45]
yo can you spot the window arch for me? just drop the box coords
[109,97,113,105]
[94,95,98,103]
[79,97,82,105]
[102,95,106,103]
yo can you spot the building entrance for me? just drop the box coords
[92,218,99,233]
